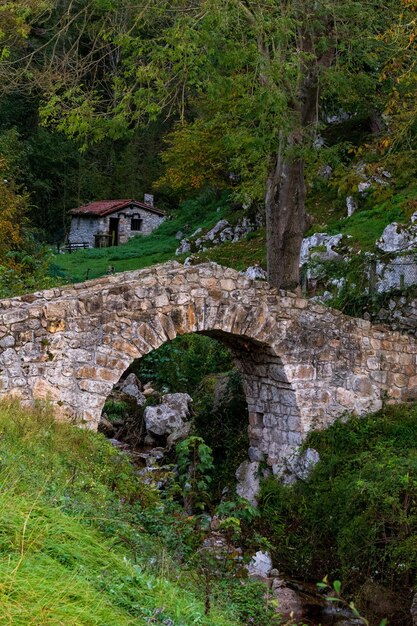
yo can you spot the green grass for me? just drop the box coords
[50,179,417,286]
[308,182,417,252]
[323,201,406,251]
[0,400,253,625]
[194,230,266,271]
[51,192,268,284]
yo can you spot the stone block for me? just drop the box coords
[393,373,407,387]
[336,387,356,408]
[0,335,15,348]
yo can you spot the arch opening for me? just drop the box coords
[97,329,302,492]
[99,333,250,497]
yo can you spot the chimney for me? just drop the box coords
[144,193,154,207]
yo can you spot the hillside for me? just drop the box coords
[51,172,417,316]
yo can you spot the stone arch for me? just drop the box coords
[98,327,301,468]
[78,300,302,468]
[0,261,417,468]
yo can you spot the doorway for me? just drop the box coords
[109,217,119,246]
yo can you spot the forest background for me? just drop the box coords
[0,0,416,292]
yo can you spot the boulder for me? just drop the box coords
[116,373,145,406]
[318,164,333,179]
[247,550,273,578]
[232,217,255,242]
[144,392,192,437]
[358,181,372,194]
[377,221,417,253]
[274,447,320,485]
[166,421,192,447]
[205,219,230,241]
[300,233,343,266]
[175,239,191,255]
[236,460,260,505]
[176,216,258,255]
[346,196,357,217]
[375,255,417,292]
[272,586,305,620]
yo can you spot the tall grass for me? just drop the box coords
[0,401,238,625]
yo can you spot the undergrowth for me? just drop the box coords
[258,403,417,625]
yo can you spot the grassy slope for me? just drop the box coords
[0,401,245,626]
[307,177,417,252]
[51,180,417,287]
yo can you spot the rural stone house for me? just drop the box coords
[68,197,165,248]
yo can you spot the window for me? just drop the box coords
[131,216,142,231]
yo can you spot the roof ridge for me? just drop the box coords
[70,198,165,217]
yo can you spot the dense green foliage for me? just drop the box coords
[258,403,417,624]
[137,332,233,395]
[132,333,249,496]
[193,370,249,497]
[176,436,215,513]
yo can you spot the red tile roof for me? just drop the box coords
[70,199,165,217]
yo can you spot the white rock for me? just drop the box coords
[232,217,254,242]
[375,256,417,293]
[273,447,320,485]
[319,164,333,179]
[236,460,260,505]
[326,110,351,124]
[144,393,192,437]
[313,134,325,149]
[167,422,192,447]
[300,233,343,266]
[116,373,145,406]
[346,196,357,217]
[247,551,273,578]
[175,239,191,255]
[205,219,230,241]
[245,266,267,280]
[219,227,234,243]
[377,222,417,253]
[372,176,389,187]
[358,181,372,194]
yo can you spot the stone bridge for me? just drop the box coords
[1,261,417,470]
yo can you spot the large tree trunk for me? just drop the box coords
[263,13,335,291]
[265,133,308,291]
